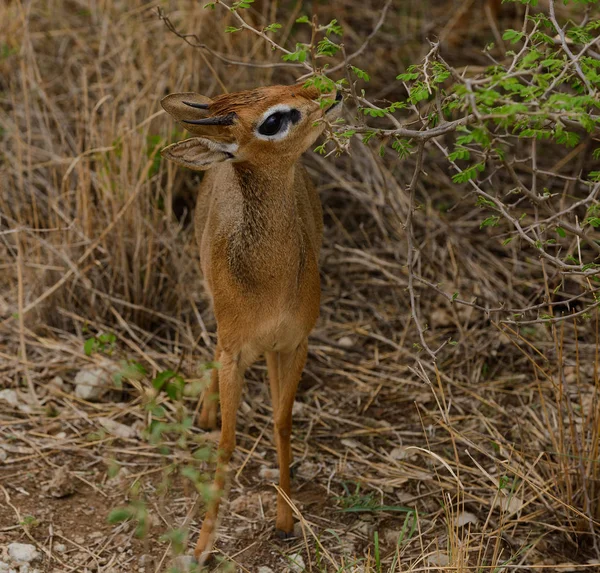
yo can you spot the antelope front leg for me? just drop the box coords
[194,350,244,565]
[199,345,221,430]
[266,339,308,537]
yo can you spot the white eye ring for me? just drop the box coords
[255,104,293,141]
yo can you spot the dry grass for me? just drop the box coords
[1,1,600,572]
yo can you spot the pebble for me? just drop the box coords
[97,417,136,439]
[0,389,19,408]
[170,555,196,572]
[74,362,117,401]
[288,553,305,573]
[7,543,39,563]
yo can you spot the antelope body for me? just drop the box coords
[160,83,342,564]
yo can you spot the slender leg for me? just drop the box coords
[198,345,221,430]
[266,339,308,536]
[194,350,244,564]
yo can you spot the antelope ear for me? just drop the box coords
[161,92,212,122]
[161,137,237,171]
[161,92,234,140]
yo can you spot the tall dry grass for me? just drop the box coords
[1,0,600,571]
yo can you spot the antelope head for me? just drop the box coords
[160,83,342,171]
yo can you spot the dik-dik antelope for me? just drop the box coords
[160,83,342,564]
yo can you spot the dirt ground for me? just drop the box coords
[1,356,441,573]
[2,1,600,572]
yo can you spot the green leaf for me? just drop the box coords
[152,370,176,391]
[502,29,525,44]
[264,23,282,33]
[362,107,386,117]
[282,43,308,62]
[165,376,185,401]
[324,19,343,36]
[83,338,97,356]
[224,26,242,33]
[392,138,413,159]
[396,72,419,82]
[108,507,134,524]
[350,66,370,82]
[556,226,566,238]
[588,171,600,182]
[317,37,341,57]
[480,216,500,229]
[231,0,254,9]
[452,162,485,183]
[448,147,470,162]
[296,15,310,24]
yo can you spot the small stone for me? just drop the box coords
[97,417,136,439]
[337,336,354,348]
[74,363,116,401]
[292,401,305,416]
[390,446,416,461]
[258,568,275,573]
[170,555,197,572]
[293,522,304,538]
[455,511,478,527]
[259,466,279,480]
[0,389,19,408]
[0,447,7,462]
[288,552,306,573]
[8,543,39,563]
[54,544,66,553]
[48,377,65,391]
[427,551,449,566]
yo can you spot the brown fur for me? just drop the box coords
[161,83,340,564]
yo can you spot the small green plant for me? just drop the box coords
[83,332,116,356]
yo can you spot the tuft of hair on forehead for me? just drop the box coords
[208,89,270,117]
[207,84,312,118]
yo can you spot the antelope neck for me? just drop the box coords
[226,162,303,289]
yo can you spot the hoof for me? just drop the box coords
[276,528,295,541]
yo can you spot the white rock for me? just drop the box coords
[8,543,39,563]
[291,401,304,416]
[48,376,65,391]
[97,417,137,439]
[54,544,66,553]
[427,551,449,566]
[259,466,279,480]
[74,364,115,401]
[288,553,306,573]
[0,389,19,407]
[170,555,196,572]
[455,511,478,527]
[258,568,275,573]
[337,336,355,348]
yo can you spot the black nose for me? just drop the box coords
[335,91,343,102]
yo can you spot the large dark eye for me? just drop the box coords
[258,112,284,136]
